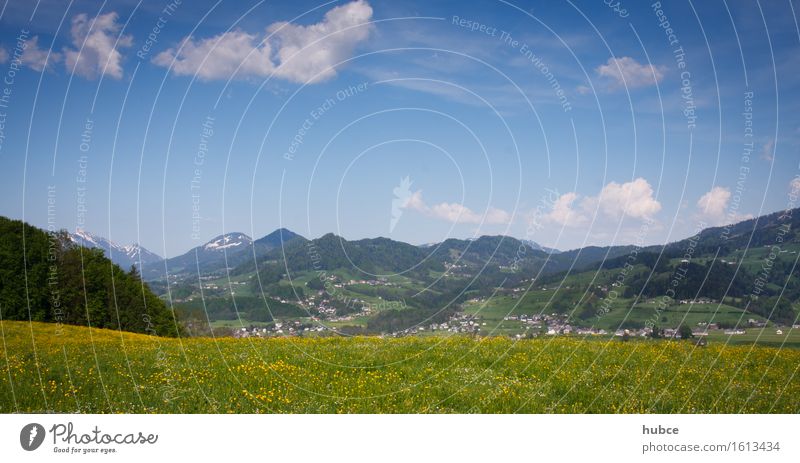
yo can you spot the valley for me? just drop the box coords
[123,208,800,346]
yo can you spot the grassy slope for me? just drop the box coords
[1,322,798,413]
[463,292,772,331]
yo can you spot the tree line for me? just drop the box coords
[0,217,181,336]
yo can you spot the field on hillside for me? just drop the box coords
[1,322,798,413]
[462,291,773,333]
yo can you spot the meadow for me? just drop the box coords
[1,321,798,413]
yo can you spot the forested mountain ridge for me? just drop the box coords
[540,207,800,326]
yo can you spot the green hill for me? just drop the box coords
[0,217,180,336]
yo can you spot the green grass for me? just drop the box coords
[209,318,275,329]
[706,328,800,349]
[595,301,767,330]
[2,321,799,413]
[464,291,773,334]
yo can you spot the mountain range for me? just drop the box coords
[68,227,561,281]
[142,228,305,280]
[66,204,800,293]
[4,206,800,336]
[173,207,799,334]
[69,229,162,270]
[64,207,800,331]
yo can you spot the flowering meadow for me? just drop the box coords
[1,322,798,413]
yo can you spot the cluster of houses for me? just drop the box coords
[265,275,378,322]
[500,313,608,336]
[315,303,338,317]
[227,311,795,340]
[380,314,489,337]
[345,278,395,287]
[443,261,469,270]
[441,261,472,277]
[424,313,485,335]
[231,320,327,338]
[677,297,716,305]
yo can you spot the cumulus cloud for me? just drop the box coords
[268,0,373,83]
[695,186,752,226]
[545,191,587,227]
[153,31,274,80]
[545,178,661,226]
[696,186,730,220]
[22,36,60,72]
[64,12,132,79]
[154,0,373,83]
[401,190,511,225]
[596,56,665,89]
[592,178,662,219]
[403,190,426,211]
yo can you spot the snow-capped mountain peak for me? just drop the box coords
[122,244,138,255]
[202,233,253,251]
[69,230,162,268]
[73,229,102,247]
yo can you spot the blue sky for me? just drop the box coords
[0,0,798,258]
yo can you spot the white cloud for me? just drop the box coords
[545,178,661,227]
[0,48,8,64]
[695,186,752,226]
[403,190,426,211]
[402,190,511,225]
[22,36,60,72]
[154,0,373,83]
[545,191,587,227]
[760,138,774,161]
[484,207,512,224]
[268,0,373,83]
[153,31,275,80]
[64,12,132,79]
[593,178,662,219]
[697,186,730,220]
[429,202,483,223]
[596,56,665,89]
